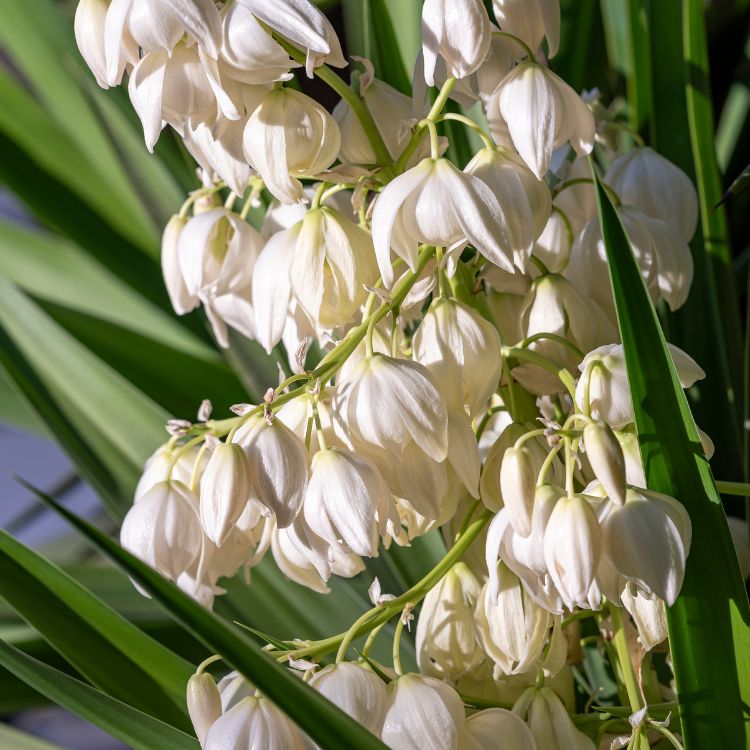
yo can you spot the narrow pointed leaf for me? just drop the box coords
[0,527,193,727]
[0,640,199,750]
[31,485,391,750]
[593,169,750,748]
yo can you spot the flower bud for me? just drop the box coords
[421,0,492,85]
[161,214,199,315]
[234,415,309,528]
[582,421,626,506]
[543,494,602,610]
[416,562,484,679]
[120,480,203,581]
[187,672,222,747]
[494,62,594,180]
[309,663,388,737]
[413,296,502,417]
[475,568,550,675]
[382,674,465,750]
[500,445,537,537]
[513,686,596,750]
[199,442,253,546]
[462,707,537,750]
[243,88,341,204]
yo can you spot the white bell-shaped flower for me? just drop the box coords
[566,206,693,313]
[475,566,551,676]
[128,42,236,151]
[514,274,617,395]
[289,207,379,329]
[494,62,594,179]
[220,3,298,84]
[178,207,262,301]
[492,0,560,57]
[412,296,502,417]
[543,493,602,611]
[416,562,485,679]
[382,674,466,750]
[582,421,626,506]
[513,686,595,750]
[421,0,492,85]
[620,590,668,652]
[199,441,253,546]
[161,215,198,316]
[120,480,203,582]
[309,663,388,737]
[204,694,309,750]
[135,444,207,502]
[274,517,364,593]
[531,209,572,273]
[465,147,552,266]
[183,84,268,195]
[333,354,449,464]
[602,487,691,605]
[461,707,537,750]
[75,0,137,89]
[104,0,222,85]
[236,0,345,77]
[575,343,705,429]
[334,59,415,165]
[187,672,222,747]
[243,88,341,204]
[371,157,516,287]
[303,447,398,557]
[234,414,309,528]
[605,147,698,242]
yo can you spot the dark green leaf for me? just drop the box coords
[0,528,193,728]
[593,168,750,749]
[0,640,199,750]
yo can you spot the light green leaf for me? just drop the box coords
[0,278,167,516]
[0,528,193,728]
[593,169,750,749]
[0,640,199,750]
[0,724,67,750]
[0,0,159,253]
[33,487,391,750]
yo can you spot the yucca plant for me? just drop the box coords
[0,1,749,749]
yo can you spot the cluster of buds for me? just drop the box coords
[77,0,705,747]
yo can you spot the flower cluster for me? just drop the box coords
[77,0,702,747]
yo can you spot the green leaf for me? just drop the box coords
[644,0,744,483]
[592,169,750,748]
[32,487,390,750]
[0,724,68,750]
[0,528,193,728]
[0,640,199,750]
[716,160,750,208]
[342,0,420,95]
[0,279,167,517]
[0,0,159,253]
